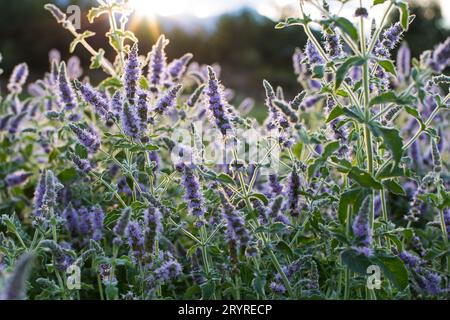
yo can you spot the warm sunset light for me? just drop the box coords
[129,0,201,18]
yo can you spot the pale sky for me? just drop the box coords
[128,0,450,24]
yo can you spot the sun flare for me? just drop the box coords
[129,0,187,18]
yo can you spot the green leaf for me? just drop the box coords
[186,245,200,258]
[341,248,373,274]
[371,251,409,290]
[200,282,216,299]
[343,105,365,123]
[98,77,123,90]
[1,215,19,238]
[139,76,149,90]
[369,124,404,164]
[324,105,364,123]
[348,166,383,189]
[395,1,410,31]
[90,49,105,70]
[75,143,88,159]
[105,285,119,300]
[377,162,406,180]
[338,187,366,224]
[373,0,387,5]
[250,193,269,206]
[335,17,359,41]
[58,168,78,183]
[269,222,288,234]
[383,179,406,196]
[291,142,303,159]
[275,17,310,29]
[369,92,414,107]
[142,144,159,151]
[217,173,235,185]
[313,65,325,79]
[404,106,426,130]
[307,141,340,178]
[377,59,397,76]
[252,276,266,298]
[335,56,365,90]
[87,7,109,23]
[326,105,344,123]
[276,241,294,257]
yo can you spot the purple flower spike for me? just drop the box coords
[144,207,163,253]
[5,171,32,187]
[168,53,193,81]
[0,115,13,132]
[32,170,62,219]
[57,62,77,111]
[285,170,301,217]
[187,84,205,108]
[126,221,145,262]
[8,63,29,94]
[77,208,92,237]
[121,102,141,139]
[69,124,100,154]
[219,192,251,249]
[324,30,343,59]
[352,196,372,255]
[137,90,149,129]
[206,66,233,135]
[429,37,450,72]
[71,153,92,175]
[419,271,441,295]
[270,282,286,295]
[399,251,422,269]
[397,42,411,82]
[33,171,47,218]
[293,47,307,77]
[113,207,131,245]
[238,97,255,115]
[90,206,105,241]
[263,79,279,131]
[124,43,141,105]
[154,84,182,114]
[431,138,442,173]
[305,40,324,67]
[268,174,283,197]
[148,35,169,87]
[301,95,324,111]
[67,56,83,80]
[78,83,111,121]
[443,209,450,239]
[178,164,205,218]
[0,253,34,300]
[111,91,124,116]
[63,204,79,238]
[8,112,27,135]
[375,22,404,59]
[154,254,182,284]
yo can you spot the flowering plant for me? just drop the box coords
[0,0,448,300]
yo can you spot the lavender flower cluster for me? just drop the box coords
[0,0,449,301]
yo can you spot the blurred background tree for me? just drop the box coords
[0,0,448,113]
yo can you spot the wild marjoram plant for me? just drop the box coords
[0,0,448,300]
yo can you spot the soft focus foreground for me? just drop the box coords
[0,0,449,300]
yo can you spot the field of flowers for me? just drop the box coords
[0,0,448,301]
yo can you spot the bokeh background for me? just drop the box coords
[0,0,449,119]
